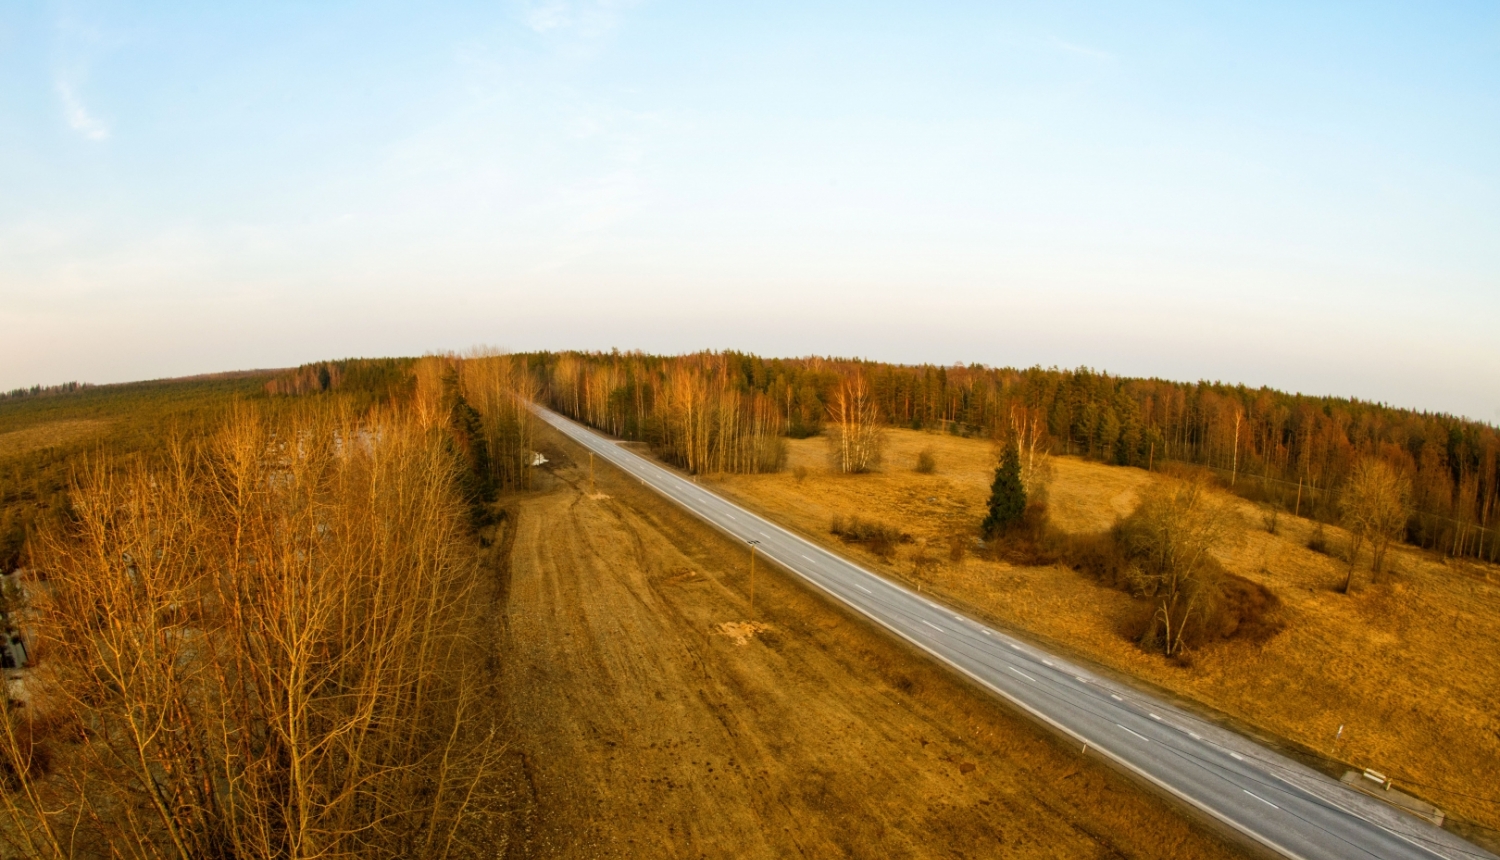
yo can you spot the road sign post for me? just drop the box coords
[747,540,760,616]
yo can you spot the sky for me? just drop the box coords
[2,2,1497,420]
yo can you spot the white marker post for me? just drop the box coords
[747,539,760,617]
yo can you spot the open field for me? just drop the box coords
[0,419,113,459]
[492,423,1249,859]
[707,428,1500,837]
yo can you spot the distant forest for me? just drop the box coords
[7,350,1494,567]
[526,350,1499,563]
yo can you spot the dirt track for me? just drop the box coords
[494,425,1246,859]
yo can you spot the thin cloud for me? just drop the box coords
[526,0,570,33]
[56,79,110,141]
[1050,36,1113,62]
[522,0,637,39]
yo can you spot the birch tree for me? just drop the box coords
[828,375,883,474]
[1121,476,1237,657]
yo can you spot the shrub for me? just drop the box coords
[1307,522,1330,555]
[915,449,936,474]
[947,531,967,564]
[831,514,912,559]
[1261,503,1280,535]
[1055,476,1280,657]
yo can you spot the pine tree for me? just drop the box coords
[983,437,1027,538]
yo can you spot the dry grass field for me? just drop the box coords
[707,428,1500,836]
[0,419,111,459]
[491,423,1250,859]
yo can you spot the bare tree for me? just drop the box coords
[1009,405,1054,500]
[0,405,502,859]
[1120,476,1238,657]
[828,376,883,474]
[1340,457,1414,591]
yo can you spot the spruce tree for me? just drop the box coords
[982,437,1026,538]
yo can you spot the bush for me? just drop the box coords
[831,514,912,559]
[1261,503,1280,535]
[947,531,967,564]
[915,449,936,474]
[1307,522,1330,555]
[1054,478,1281,657]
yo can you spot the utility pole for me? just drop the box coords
[746,540,760,616]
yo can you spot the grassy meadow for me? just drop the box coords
[708,428,1500,834]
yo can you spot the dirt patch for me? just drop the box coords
[493,423,1248,859]
[713,620,774,646]
[711,428,1500,835]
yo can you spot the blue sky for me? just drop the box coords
[2,2,1497,419]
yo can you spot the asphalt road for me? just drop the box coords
[535,404,1494,860]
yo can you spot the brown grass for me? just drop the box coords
[708,428,1500,833]
[0,420,111,460]
[493,424,1250,858]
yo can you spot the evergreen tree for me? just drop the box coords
[982,437,1027,538]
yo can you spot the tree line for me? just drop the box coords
[521,350,1500,562]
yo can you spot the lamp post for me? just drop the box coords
[746,540,760,616]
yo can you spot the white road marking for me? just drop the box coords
[1244,790,1280,810]
[982,630,992,636]
[1189,732,1202,740]
[1009,643,1021,651]
[922,620,945,633]
[1008,667,1037,682]
[1111,694,1123,701]
[1043,660,1054,667]
[855,584,872,594]
[1116,724,1150,743]
[1149,713,1161,721]
[1075,676,1087,683]
[1230,752,1245,761]
[801,555,814,561]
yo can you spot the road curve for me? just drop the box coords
[535,404,1493,860]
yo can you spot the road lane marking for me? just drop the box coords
[1075,676,1086,683]
[1009,643,1021,651]
[1116,724,1150,743]
[1110,694,1123,701]
[1188,732,1202,740]
[1043,660,1054,667]
[982,630,991,636]
[921,620,945,633]
[1149,713,1161,721]
[1243,790,1280,810]
[801,555,814,561]
[854,584,872,594]
[1007,667,1036,682]
[1230,752,1244,761]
